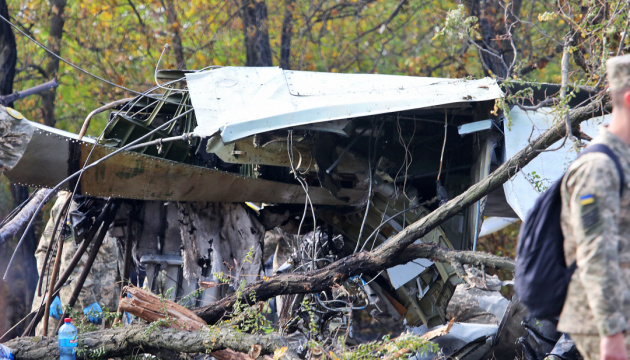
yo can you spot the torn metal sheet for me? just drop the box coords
[2,117,364,205]
[324,192,461,328]
[478,217,519,237]
[503,107,604,219]
[186,67,504,142]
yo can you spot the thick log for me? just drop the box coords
[3,325,297,360]
[194,98,609,324]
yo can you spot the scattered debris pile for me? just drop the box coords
[0,67,598,359]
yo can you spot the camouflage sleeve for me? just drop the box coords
[564,154,627,337]
[51,195,99,310]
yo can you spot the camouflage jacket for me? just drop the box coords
[558,126,630,337]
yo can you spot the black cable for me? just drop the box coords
[0,13,191,107]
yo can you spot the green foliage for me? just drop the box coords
[433,5,479,41]
[76,345,106,360]
[324,331,437,360]
[526,171,548,193]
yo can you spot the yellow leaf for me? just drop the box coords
[273,346,288,360]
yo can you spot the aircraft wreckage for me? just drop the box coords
[0,67,604,359]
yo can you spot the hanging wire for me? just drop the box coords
[154,43,190,93]
[437,110,448,182]
[2,108,194,280]
[287,131,319,270]
[0,13,191,107]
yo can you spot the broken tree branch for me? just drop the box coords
[194,243,515,323]
[0,188,52,247]
[374,95,610,257]
[194,98,609,324]
[42,192,72,336]
[119,285,207,331]
[4,325,298,360]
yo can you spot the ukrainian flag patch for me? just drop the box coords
[580,194,595,205]
[580,194,601,235]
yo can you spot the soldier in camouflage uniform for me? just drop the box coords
[31,191,121,336]
[558,54,630,360]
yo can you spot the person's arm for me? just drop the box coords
[565,155,627,337]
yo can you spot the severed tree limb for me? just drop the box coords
[194,98,610,324]
[0,188,52,247]
[195,243,515,323]
[3,325,298,360]
[119,285,207,331]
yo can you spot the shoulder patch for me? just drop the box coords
[580,194,595,205]
[580,194,601,235]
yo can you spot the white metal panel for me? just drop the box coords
[503,107,605,219]
[186,67,504,143]
[388,253,433,290]
[478,217,518,237]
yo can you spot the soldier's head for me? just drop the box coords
[607,54,630,110]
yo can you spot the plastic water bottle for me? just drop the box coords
[58,318,77,360]
[0,344,14,360]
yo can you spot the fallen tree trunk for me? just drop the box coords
[195,243,515,323]
[4,325,297,360]
[194,98,609,323]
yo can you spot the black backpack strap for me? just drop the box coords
[580,144,625,196]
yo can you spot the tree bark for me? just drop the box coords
[465,0,523,78]
[4,325,297,360]
[0,189,51,247]
[194,98,610,324]
[240,0,273,67]
[41,0,66,127]
[194,242,515,323]
[279,0,296,69]
[0,0,16,107]
[0,2,38,339]
[161,0,186,70]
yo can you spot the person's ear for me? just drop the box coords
[623,90,630,108]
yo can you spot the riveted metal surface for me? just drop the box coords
[4,119,364,205]
[78,142,367,204]
[187,67,504,142]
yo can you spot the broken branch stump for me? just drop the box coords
[119,285,207,331]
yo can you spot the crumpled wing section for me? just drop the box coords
[187,67,504,143]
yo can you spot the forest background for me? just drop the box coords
[0,0,615,340]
